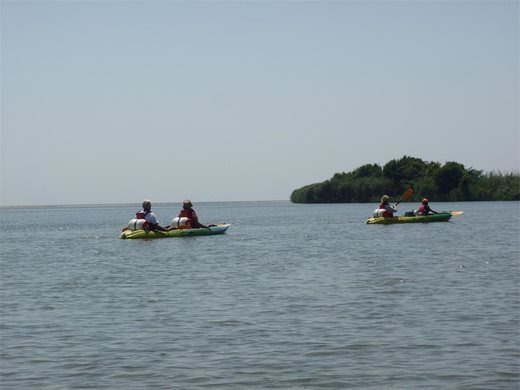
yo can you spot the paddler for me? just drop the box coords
[416,198,438,215]
[177,199,208,229]
[379,195,397,217]
[138,199,170,231]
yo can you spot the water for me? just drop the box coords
[1,201,519,389]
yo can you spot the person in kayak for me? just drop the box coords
[379,195,397,217]
[177,199,208,229]
[137,199,170,232]
[416,198,438,215]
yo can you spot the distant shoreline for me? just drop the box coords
[0,200,292,209]
[291,156,520,204]
[2,199,519,210]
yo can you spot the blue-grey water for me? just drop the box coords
[1,201,519,389]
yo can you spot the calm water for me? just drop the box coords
[1,201,519,389]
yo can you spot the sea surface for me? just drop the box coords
[1,201,519,389]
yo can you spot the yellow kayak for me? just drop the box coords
[119,224,230,239]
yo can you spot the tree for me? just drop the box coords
[290,156,519,203]
[435,162,465,194]
[352,164,383,178]
[383,156,427,184]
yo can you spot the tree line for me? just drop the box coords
[290,156,520,203]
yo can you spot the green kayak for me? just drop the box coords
[119,224,230,239]
[366,212,452,224]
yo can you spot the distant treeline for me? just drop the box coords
[290,156,520,203]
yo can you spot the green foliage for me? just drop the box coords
[353,164,383,179]
[290,156,520,203]
[434,161,465,195]
[383,156,427,183]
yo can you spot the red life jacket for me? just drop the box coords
[135,211,150,229]
[179,208,195,227]
[379,202,393,218]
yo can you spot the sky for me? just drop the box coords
[1,0,518,206]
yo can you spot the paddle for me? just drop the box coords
[395,188,413,206]
[450,211,464,216]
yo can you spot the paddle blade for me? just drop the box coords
[401,188,413,202]
[450,211,464,216]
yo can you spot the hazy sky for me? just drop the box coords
[1,0,518,206]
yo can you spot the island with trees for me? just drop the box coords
[290,156,519,203]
